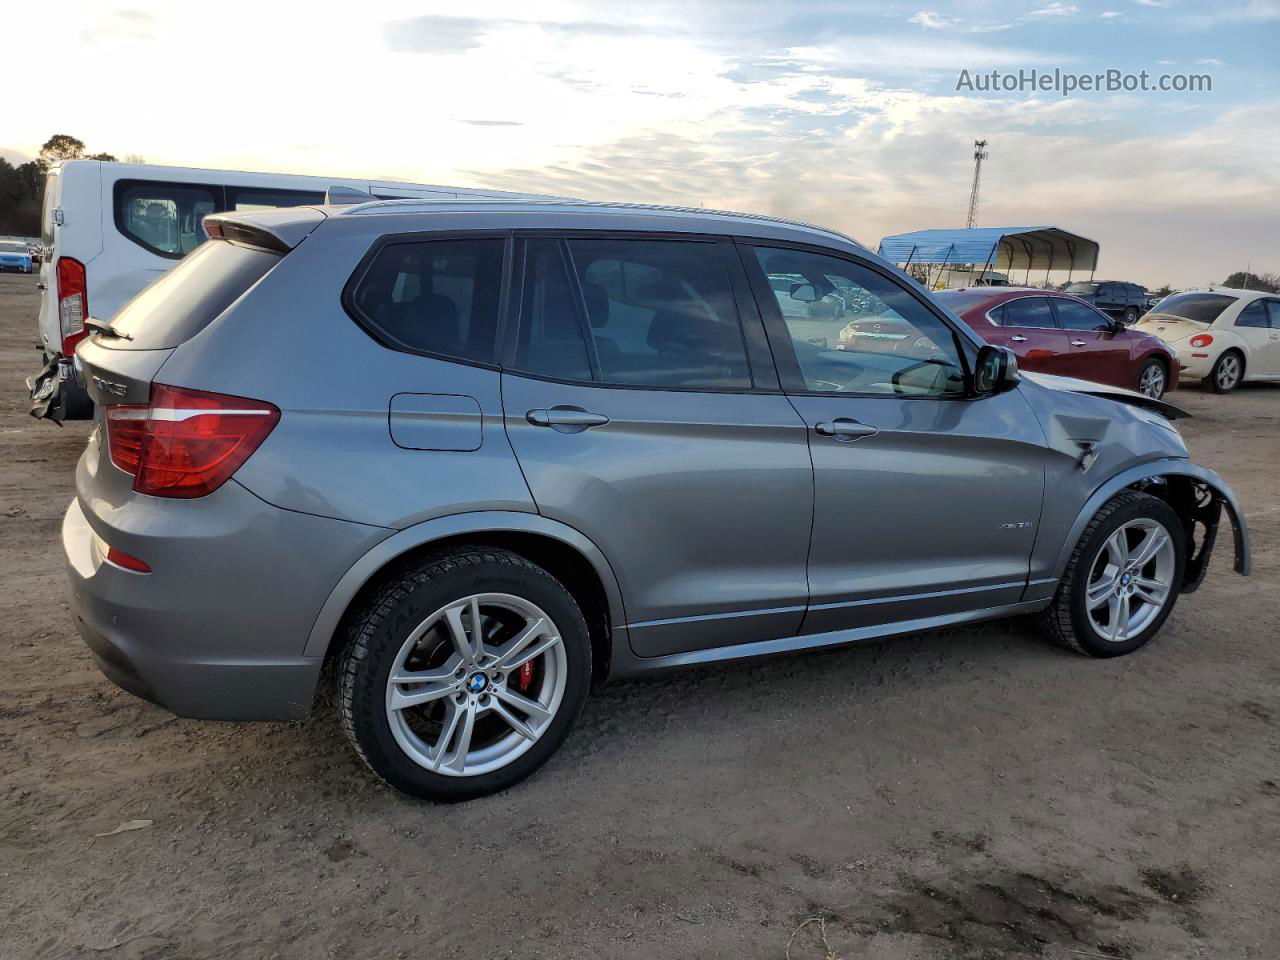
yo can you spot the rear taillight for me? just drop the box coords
[105,384,279,498]
[1189,334,1214,348]
[56,257,88,357]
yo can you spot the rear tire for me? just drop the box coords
[1208,350,1243,394]
[1122,307,1138,325]
[338,547,591,802]
[1039,491,1186,658]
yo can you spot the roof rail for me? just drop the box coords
[337,197,864,248]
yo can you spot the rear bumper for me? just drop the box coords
[63,472,390,721]
[1166,345,1212,380]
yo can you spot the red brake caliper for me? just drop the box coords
[513,661,535,692]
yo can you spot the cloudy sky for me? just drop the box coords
[5,0,1278,286]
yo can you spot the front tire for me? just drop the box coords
[1136,358,1167,399]
[1122,306,1138,325]
[1208,350,1243,393]
[339,548,591,801]
[1040,492,1186,658]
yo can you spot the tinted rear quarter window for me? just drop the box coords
[349,238,505,364]
[109,239,280,349]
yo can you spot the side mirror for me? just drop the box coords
[974,344,1021,395]
[789,282,820,303]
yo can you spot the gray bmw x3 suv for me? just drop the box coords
[65,199,1250,801]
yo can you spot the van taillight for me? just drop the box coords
[105,384,280,498]
[56,256,88,356]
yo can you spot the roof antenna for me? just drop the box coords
[965,140,988,229]
[325,185,374,206]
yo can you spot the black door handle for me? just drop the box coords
[526,406,610,432]
[814,418,879,441]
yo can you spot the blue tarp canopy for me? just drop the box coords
[878,226,1099,275]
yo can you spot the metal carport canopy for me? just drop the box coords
[877,226,1099,274]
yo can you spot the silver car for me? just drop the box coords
[65,200,1250,801]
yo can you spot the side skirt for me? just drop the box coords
[607,599,1051,679]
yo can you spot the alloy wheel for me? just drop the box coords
[1216,354,1241,391]
[1138,364,1166,399]
[384,593,567,777]
[1085,519,1176,643]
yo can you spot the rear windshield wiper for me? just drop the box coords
[85,318,133,341]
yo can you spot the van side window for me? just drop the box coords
[348,238,505,364]
[226,187,325,212]
[114,180,219,258]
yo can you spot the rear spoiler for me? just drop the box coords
[203,205,327,253]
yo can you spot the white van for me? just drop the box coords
[32,160,562,418]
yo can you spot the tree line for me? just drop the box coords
[0,135,130,237]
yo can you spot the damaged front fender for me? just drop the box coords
[1054,459,1251,590]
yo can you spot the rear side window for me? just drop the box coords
[1235,301,1270,329]
[114,180,218,258]
[567,238,750,389]
[1001,297,1057,328]
[348,238,505,364]
[515,240,592,381]
[109,240,280,349]
[515,237,751,389]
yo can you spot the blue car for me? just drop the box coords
[0,240,34,273]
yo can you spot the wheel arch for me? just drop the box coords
[305,511,630,683]
[1051,459,1250,589]
[1218,343,1248,374]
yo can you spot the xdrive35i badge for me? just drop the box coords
[998,521,1033,529]
[91,375,128,398]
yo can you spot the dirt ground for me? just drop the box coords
[1,271,1277,960]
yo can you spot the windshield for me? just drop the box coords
[1064,282,1100,295]
[0,241,27,253]
[1149,292,1237,325]
[41,168,58,248]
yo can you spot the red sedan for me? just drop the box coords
[932,288,1179,399]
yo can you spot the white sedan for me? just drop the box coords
[1135,287,1280,393]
